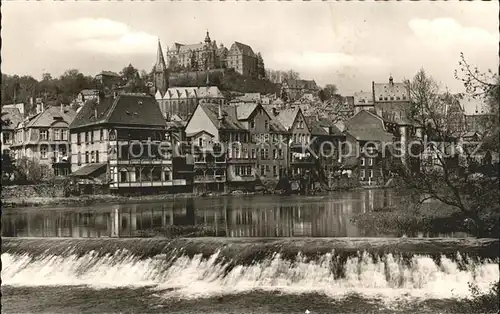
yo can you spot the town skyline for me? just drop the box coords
[3,1,498,96]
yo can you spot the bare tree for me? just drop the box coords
[393,67,499,237]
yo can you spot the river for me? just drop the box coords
[2,190,498,313]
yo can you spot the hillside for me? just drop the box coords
[168,69,280,95]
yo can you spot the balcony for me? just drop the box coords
[109,179,187,189]
[109,159,172,165]
[194,175,226,183]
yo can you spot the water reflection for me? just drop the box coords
[3,190,398,238]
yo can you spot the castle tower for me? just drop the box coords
[204,30,211,44]
[153,39,169,96]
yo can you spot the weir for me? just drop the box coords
[2,237,499,261]
[2,237,499,300]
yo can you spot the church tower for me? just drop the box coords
[153,39,169,96]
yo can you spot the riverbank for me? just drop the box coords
[350,202,500,238]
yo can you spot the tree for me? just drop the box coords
[320,84,338,102]
[1,150,16,183]
[391,65,499,237]
[285,69,300,80]
[256,53,266,79]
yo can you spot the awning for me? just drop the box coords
[71,163,107,177]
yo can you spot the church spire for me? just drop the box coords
[155,39,167,72]
[153,38,169,96]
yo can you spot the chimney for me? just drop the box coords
[217,103,223,120]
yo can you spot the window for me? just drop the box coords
[360,169,365,179]
[402,95,407,100]
[243,148,249,159]
[260,165,265,176]
[96,151,100,163]
[40,129,48,141]
[251,149,256,159]
[384,97,388,101]
[40,146,48,159]
[396,96,401,100]
[379,97,383,101]
[250,120,255,129]
[90,131,94,143]
[273,165,277,177]
[278,149,283,159]
[299,121,304,129]
[273,149,277,159]
[85,132,88,143]
[54,129,61,141]
[91,151,95,163]
[368,158,373,166]
[369,170,373,178]
[198,138,203,147]
[234,146,240,159]
[360,157,365,166]
[264,120,269,130]
[85,152,89,163]
[265,165,270,172]
[77,152,81,166]
[246,166,252,176]
[62,130,68,141]
[100,129,104,141]
[390,97,394,101]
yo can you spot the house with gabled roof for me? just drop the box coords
[69,93,192,193]
[10,103,77,177]
[1,107,23,153]
[344,110,398,186]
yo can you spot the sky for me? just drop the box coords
[2,1,498,97]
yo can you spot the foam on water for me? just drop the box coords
[2,250,498,302]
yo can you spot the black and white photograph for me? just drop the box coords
[1,1,499,313]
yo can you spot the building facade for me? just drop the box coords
[226,42,258,77]
[10,103,76,177]
[69,93,191,193]
[1,107,23,154]
[281,79,319,102]
[155,86,226,121]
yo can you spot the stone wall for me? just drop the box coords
[2,183,65,199]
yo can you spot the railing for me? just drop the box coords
[109,159,172,165]
[109,179,187,189]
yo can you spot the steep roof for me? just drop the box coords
[373,77,408,101]
[178,43,205,52]
[305,116,343,136]
[274,107,301,131]
[262,106,287,133]
[345,110,394,142]
[200,103,247,131]
[235,103,259,120]
[1,107,23,130]
[353,91,374,105]
[154,40,168,73]
[25,106,77,128]
[70,93,166,129]
[161,86,225,100]
[98,71,120,77]
[229,42,255,57]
